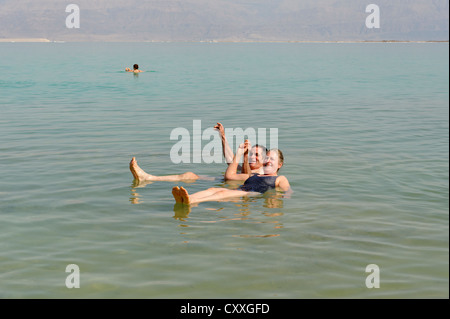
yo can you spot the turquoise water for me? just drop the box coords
[0,42,448,298]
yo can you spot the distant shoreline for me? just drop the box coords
[204,40,450,43]
[0,38,447,43]
[0,38,51,42]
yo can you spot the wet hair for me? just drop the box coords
[133,64,139,70]
[252,144,267,156]
[267,148,284,171]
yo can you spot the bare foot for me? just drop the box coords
[179,186,191,205]
[172,186,183,203]
[129,157,152,181]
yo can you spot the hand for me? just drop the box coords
[244,139,251,151]
[236,141,248,155]
[214,122,225,136]
[243,139,251,157]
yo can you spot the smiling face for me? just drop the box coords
[248,146,265,170]
[262,150,283,175]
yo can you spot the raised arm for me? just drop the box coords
[224,142,251,181]
[241,140,252,174]
[214,122,234,164]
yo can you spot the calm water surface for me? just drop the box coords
[0,42,448,298]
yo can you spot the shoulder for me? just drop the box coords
[275,175,290,190]
[275,175,287,182]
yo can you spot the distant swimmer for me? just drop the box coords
[125,64,143,73]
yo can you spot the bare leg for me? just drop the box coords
[178,186,256,205]
[183,187,224,202]
[130,157,199,182]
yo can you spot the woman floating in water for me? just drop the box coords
[172,142,291,205]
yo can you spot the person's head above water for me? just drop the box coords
[248,144,267,170]
[125,64,143,73]
[262,148,284,175]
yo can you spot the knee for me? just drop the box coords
[207,187,225,194]
[182,172,199,179]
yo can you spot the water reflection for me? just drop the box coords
[173,203,191,221]
[129,189,142,205]
[130,178,288,238]
[169,190,286,241]
[131,179,154,188]
[129,180,154,204]
[232,234,280,238]
[262,191,284,209]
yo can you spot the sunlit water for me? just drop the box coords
[0,42,448,298]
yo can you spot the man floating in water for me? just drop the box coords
[129,122,268,182]
[125,64,143,73]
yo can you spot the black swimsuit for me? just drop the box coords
[240,175,278,193]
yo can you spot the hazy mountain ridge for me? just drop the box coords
[0,0,448,41]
